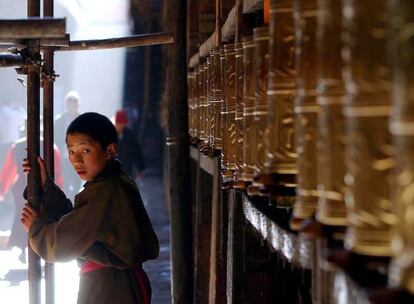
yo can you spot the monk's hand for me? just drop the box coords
[22,156,48,189]
[21,203,38,232]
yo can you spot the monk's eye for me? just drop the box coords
[82,149,89,154]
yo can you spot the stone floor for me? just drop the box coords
[0,172,172,304]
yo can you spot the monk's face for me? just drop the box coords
[66,133,116,181]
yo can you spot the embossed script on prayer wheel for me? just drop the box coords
[342,0,395,256]
[188,71,194,139]
[292,0,319,227]
[220,48,230,173]
[388,0,414,293]
[198,63,207,147]
[234,42,246,188]
[223,44,237,175]
[315,0,347,227]
[242,36,255,182]
[205,56,213,150]
[264,0,297,198]
[193,68,200,140]
[211,48,223,151]
[252,27,269,180]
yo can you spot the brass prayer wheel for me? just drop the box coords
[342,0,395,256]
[210,49,223,151]
[263,0,297,199]
[233,42,246,189]
[315,0,347,227]
[242,36,256,182]
[193,68,200,140]
[292,0,319,227]
[198,63,207,147]
[187,71,194,139]
[206,56,213,150]
[252,27,269,179]
[220,47,230,172]
[388,0,414,293]
[223,44,237,175]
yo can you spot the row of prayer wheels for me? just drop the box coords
[188,0,414,295]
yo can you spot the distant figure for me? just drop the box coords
[55,91,82,200]
[0,136,63,263]
[115,110,146,180]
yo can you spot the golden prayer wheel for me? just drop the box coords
[242,36,256,182]
[233,42,247,189]
[388,0,414,293]
[315,0,347,227]
[211,48,223,151]
[292,0,319,228]
[252,27,269,178]
[193,68,200,140]
[342,0,395,256]
[205,56,213,151]
[222,44,237,177]
[198,63,207,147]
[220,47,230,171]
[263,0,297,200]
[187,71,194,138]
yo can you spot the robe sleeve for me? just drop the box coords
[41,178,73,222]
[28,181,114,263]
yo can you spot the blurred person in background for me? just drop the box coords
[55,90,82,200]
[115,110,145,182]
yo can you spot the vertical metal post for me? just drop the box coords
[166,0,194,302]
[43,0,55,303]
[27,1,42,304]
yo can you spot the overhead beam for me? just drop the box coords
[0,18,66,39]
[55,32,174,51]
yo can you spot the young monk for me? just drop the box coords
[21,112,159,304]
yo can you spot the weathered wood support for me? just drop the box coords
[55,33,174,51]
[165,0,194,303]
[0,18,66,39]
[0,53,24,67]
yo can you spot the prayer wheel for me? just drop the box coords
[198,63,207,148]
[193,68,200,140]
[187,71,194,139]
[342,0,395,256]
[206,56,213,151]
[242,36,256,182]
[388,0,414,293]
[233,42,246,189]
[263,0,297,201]
[211,48,223,151]
[292,0,319,228]
[223,44,237,176]
[220,47,230,172]
[252,27,269,180]
[315,0,347,227]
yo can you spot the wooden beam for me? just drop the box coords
[54,33,174,51]
[0,18,66,39]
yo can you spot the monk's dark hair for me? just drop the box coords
[66,112,117,149]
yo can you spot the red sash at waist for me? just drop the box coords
[80,261,151,304]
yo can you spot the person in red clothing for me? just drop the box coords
[0,136,63,263]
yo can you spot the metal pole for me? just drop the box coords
[27,1,42,303]
[165,0,193,303]
[54,33,174,51]
[0,53,24,67]
[43,0,55,302]
[0,18,66,39]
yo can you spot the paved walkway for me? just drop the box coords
[138,174,172,304]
